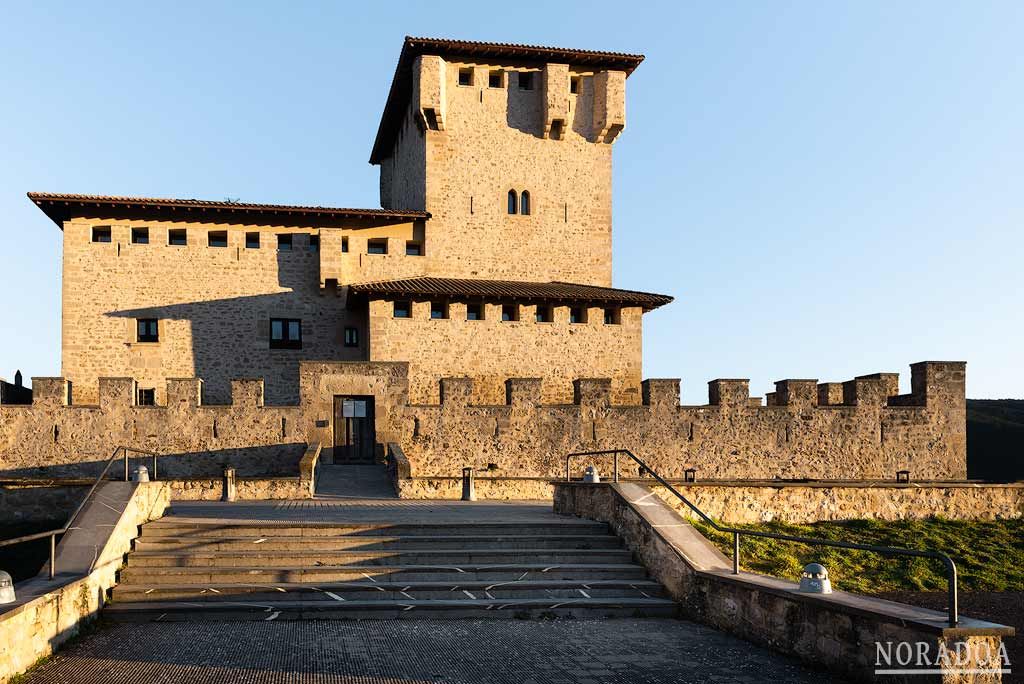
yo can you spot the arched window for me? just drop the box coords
[507,189,518,215]
[520,190,531,216]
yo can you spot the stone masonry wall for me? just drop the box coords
[380,56,619,286]
[60,214,429,406]
[0,362,967,483]
[368,299,643,405]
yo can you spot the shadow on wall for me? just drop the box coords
[105,244,365,404]
[0,444,306,480]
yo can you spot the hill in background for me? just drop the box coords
[967,399,1024,482]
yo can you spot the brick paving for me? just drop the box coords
[20,619,835,683]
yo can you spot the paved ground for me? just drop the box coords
[165,499,563,524]
[20,619,835,683]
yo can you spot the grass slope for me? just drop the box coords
[692,518,1024,594]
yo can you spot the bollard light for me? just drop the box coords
[583,466,601,483]
[896,470,910,483]
[798,563,833,594]
[133,465,150,482]
[0,571,15,604]
[461,467,476,501]
[684,468,697,483]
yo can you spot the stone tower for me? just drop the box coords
[370,37,643,287]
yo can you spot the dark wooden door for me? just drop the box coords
[333,396,376,464]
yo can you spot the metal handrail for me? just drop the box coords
[0,445,160,580]
[565,449,959,626]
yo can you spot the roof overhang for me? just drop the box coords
[369,36,645,164]
[348,276,672,312]
[28,192,430,229]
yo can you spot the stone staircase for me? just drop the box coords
[106,517,678,620]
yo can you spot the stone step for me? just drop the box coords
[133,534,623,552]
[140,521,610,538]
[111,579,667,603]
[103,596,679,621]
[118,563,650,584]
[126,548,633,568]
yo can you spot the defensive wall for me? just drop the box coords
[0,361,966,483]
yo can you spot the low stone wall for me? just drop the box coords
[0,483,88,524]
[649,481,1024,523]
[396,476,553,500]
[168,477,308,501]
[554,482,1013,683]
[0,482,170,683]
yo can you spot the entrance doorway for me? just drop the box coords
[332,395,376,464]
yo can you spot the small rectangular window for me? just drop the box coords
[168,229,187,246]
[131,227,149,244]
[277,234,292,251]
[488,70,504,88]
[343,327,359,347]
[405,241,423,256]
[208,231,228,247]
[518,72,534,90]
[137,319,159,343]
[604,307,621,325]
[341,236,349,253]
[137,388,155,406]
[308,234,319,252]
[367,239,388,255]
[501,304,518,322]
[458,67,473,86]
[570,75,580,94]
[466,302,484,321]
[245,232,260,249]
[535,305,553,323]
[393,300,411,318]
[270,317,302,349]
[91,226,111,243]
[430,301,447,320]
[570,306,587,324]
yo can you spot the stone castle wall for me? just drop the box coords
[380,56,620,286]
[368,299,643,405]
[0,362,966,483]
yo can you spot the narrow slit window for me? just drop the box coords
[507,190,518,215]
[430,301,448,319]
[343,327,359,347]
[341,236,349,252]
[137,388,155,406]
[308,234,319,252]
[393,300,411,318]
[168,229,187,246]
[91,226,111,243]
[520,190,531,216]
[131,227,149,244]
[137,319,159,343]
[277,234,293,251]
[208,231,228,247]
[367,239,388,255]
[245,232,260,249]
[270,317,302,349]
[501,304,519,322]
[570,75,580,94]
[535,305,553,323]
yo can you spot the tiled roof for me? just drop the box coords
[348,276,673,310]
[369,36,645,164]
[28,192,430,227]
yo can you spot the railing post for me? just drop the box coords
[565,457,570,482]
[948,561,958,627]
[613,451,619,483]
[49,534,56,580]
[732,532,740,575]
[123,448,129,482]
[152,454,157,481]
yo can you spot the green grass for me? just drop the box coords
[691,518,1024,594]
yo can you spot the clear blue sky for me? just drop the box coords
[1,1,1021,402]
